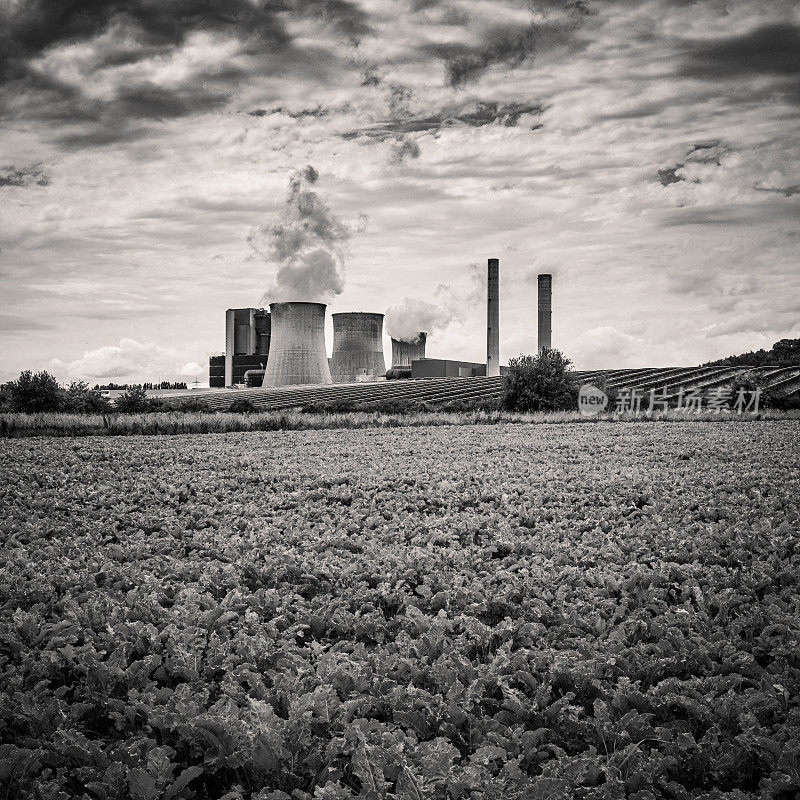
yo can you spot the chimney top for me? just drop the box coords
[488,258,499,266]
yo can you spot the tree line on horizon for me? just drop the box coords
[703,337,800,368]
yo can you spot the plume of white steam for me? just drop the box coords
[248,166,363,303]
[385,294,458,342]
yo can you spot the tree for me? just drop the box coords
[61,381,111,413]
[501,349,579,412]
[114,385,151,413]
[3,370,62,412]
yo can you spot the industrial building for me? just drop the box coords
[330,312,386,382]
[209,256,523,388]
[263,302,332,387]
[209,308,270,387]
[391,333,427,367]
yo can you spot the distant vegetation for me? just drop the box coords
[704,337,800,367]
[92,381,188,389]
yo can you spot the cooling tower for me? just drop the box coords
[391,333,427,367]
[262,302,332,387]
[537,274,552,352]
[330,312,386,383]
[487,258,500,377]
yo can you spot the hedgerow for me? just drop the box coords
[1,421,799,799]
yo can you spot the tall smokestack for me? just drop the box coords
[391,333,427,367]
[487,258,500,377]
[330,312,386,383]
[262,302,332,387]
[537,274,552,352]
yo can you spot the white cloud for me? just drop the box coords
[49,339,206,382]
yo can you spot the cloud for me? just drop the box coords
[1,0,798,380]
[0,164,49,187]
[342,100,545,141]
[176,361,203,376]
[680,23,800,80]
[49,338,205,381]
[389,137,421,165]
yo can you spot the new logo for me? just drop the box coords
[578,384,608,416]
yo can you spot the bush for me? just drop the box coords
[114,386,151,413]
[501,349,579,412]
[60,381,111,413]
[171,398,209,413]
[300,400,360,413]
[766,389,800,411]
[228,397,257,413]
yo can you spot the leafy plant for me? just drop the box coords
[501,349,579,412]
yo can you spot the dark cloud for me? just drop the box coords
[657,141,727,186]
[0,164,50,187]
[657,165,685,186]
[292,0,372,44]
[247,105,341,119]
[0,1,290,77]
[680,23,800,80]
[424,9,588,88]
[0,0,363,147]
[756,184,800,198]
[432,23,538,88]
[342,100,545,140]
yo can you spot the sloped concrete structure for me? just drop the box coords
[330,312,386,383]
[391,333,427,367]
[262,302,332,387]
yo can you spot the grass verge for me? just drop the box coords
[1,408,798,437]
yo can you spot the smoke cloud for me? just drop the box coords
[384,295,457,342]
[249,165,360,303]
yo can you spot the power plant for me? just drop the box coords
[330,313,386,383]
[262,302,332,387]
[209,256,519,387]
[391,333,427,368]
[538,274,552,352]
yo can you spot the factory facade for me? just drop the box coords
[209,260,552,387]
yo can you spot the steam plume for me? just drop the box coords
[248,166,362,303]
[384,295,457,342]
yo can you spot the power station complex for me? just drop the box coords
[209,259,553,388]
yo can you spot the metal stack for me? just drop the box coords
[537,274,552,352]
[486,258,500,377]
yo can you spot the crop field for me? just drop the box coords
[2,421,799,799]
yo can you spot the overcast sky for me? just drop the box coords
[1,0,798,383]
